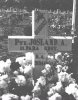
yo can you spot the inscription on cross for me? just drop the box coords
[8,10,72,79]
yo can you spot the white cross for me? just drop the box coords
[8,10,72,79]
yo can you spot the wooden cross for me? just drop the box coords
[8,10,72,80]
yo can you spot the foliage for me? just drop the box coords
[0,0,73,11]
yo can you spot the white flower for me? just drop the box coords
[52,82,63,93]
[0,79,8,89]
[19,66,24,73]
[48,88,54,96]
[0,74,8,89]
[47,55,54,62]
[25,52,34,61]
[55,52,62,61]
[32,87,41,97]
[13,71,19,76]
[0,74,8,80]
[25,95,31,100]
[45,64,51,72]
[48,55,54,59]
[6,59,11,65]
[58,72,75,85]
[2,94,11,100]
[56,65,62,73]
[64,53,69,58]
[0,59,11,73]
[2,93,18,100]
[65,83,78,97]
[55,52,63,62]
[32,77,46,94]
[62,66,68,72]
[25,52,35,68]
[41,69,47,76]
[24,65,32,75]
[20,96,25,100]
[37,76,46,86]
[16,56,26,66]
[48,93,62,100]
[15,75,26,86]
[33,85,41,93]
[32,97,40,100]
[4,59,11,73]
[0,60,5,73]
[58,72,70,82]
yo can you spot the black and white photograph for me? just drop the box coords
[0,0,78,100]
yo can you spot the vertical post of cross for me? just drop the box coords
[71,0,76,35]
[32,10,35,38]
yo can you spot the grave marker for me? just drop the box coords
[8,10,73,79]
